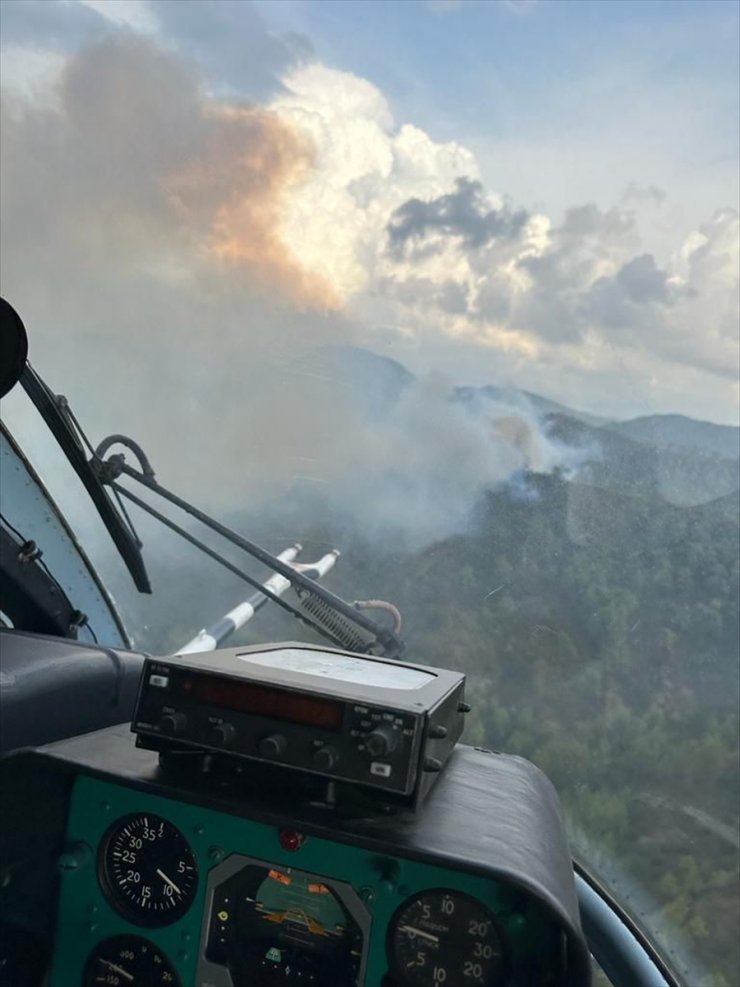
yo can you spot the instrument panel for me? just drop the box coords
[49,774,565,986]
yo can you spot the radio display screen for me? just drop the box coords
[195,677,343,730]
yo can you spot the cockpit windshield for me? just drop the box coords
[1,1,738,984]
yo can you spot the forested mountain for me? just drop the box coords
[605,414,740,460]
[114,349,739,986]
[547,414,739,506]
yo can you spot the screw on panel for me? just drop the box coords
[57,842,92,872]
[208,846,224,863]
[17,541,41,563]
[359,887,375,906]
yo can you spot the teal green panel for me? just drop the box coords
[49,773,557,986]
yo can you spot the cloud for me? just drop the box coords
[592,254,684,314]
[79,1,157,33]
[0,0,308,101]
[388,177,529,257]
[147,0,311,99]
[256,59,736,417]
[0,0,109,51]
[620,183,667,208]
[268,62,479,301]
[378,179,739,381]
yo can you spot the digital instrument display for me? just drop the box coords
[99,814,198,926]
[195,678,343,731]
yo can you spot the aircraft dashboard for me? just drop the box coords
[0,724,591,987]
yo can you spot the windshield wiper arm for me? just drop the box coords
[93,437,405,658]
[19,364,151,593]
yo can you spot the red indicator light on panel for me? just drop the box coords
[279,829,305,852]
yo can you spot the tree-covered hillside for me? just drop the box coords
[113,374,739,986]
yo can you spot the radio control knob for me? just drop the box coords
[210,722,236,746]
[158,712,187,736]
[258,734,287,758]
[312,746,339,772]
[365,725,398,758]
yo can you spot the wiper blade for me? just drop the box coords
[19,364,151,593]
[93,437,405,658]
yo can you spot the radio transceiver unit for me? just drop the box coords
[132,642,469,808]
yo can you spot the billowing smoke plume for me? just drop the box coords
[1,35,335,308]
[1,34,585,557]
[311,369,585,544]
[1,36,344,506]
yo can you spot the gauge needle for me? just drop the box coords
[99,959,134,982]
[398,925,440,944]
[156,868,182,894]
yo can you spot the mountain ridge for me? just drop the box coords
[329,344,739,451]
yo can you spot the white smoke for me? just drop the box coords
[0,35,582,556]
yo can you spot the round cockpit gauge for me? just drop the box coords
[99,813,197,926]
[83,935,180,986]
[388,889,507,986]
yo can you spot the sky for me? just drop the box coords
[1,0,738,429]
